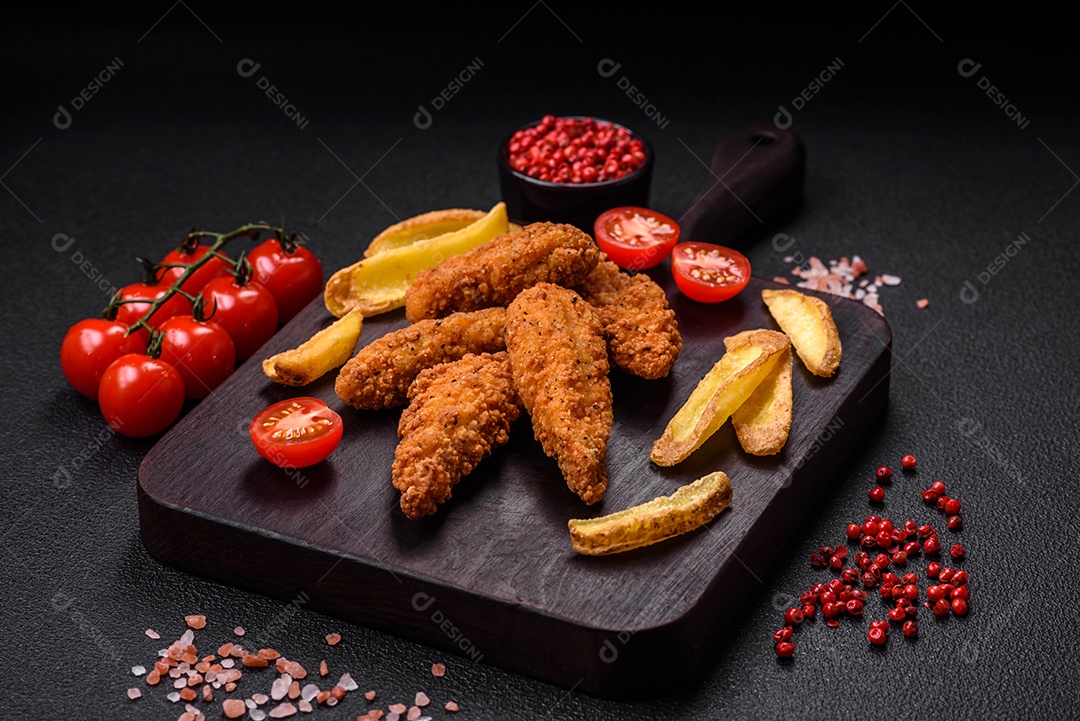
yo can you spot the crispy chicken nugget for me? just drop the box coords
[578,258,682,379]
[393,352,521,519]
[335,307,506,410]
[404,222,600,322]
[505,283,612,505]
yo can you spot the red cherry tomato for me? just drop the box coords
[670,242,751,303]
[60,318,147,399]
[113,282,193,343]
[247,239,324,322]
[594,206,680,270]
[249,397,343,468]
[158,243,232,294]
[98,354,186,438]
[202,276,279,361]
[158,316,237,399]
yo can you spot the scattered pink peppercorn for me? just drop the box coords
[868,486,886,503]
[876,466,893,483]
[901,454,917,470]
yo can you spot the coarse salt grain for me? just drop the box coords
[444,700,459,712]
[319,660,328,677]
[430,663,446,678]
[339,672,358,691]
[407,707,421,721]
[917,298,930,309]
[364,690,376,701]
[250,711,267,721]
[389,704,407,714]
[234,626,246,636]
[298,700,313,713]
[386,714,400,721]
[166,691,181,703]
[414,692,429,707]
[269,702,297,718]
[220,658,234,668]
[325,632,341,646]
[785,253,899,315]
[185,614,207,630]
[127,687,142,700]
[132,665,146,676]
[271,674,293,700]
[145,628,160,639]
[252,693,269,705]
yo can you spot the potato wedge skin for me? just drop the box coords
[761,288,841,377]
[729,343,792,456]
[262,309,364,386]
[568,471,732,555]
[650,330,789,466]
[324,202,510,317]
[364,208,487,258]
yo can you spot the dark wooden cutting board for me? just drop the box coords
[139,272,891,698]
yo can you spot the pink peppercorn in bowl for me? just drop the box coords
[497,115,653,232]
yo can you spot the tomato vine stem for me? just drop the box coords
[109,222,287,337]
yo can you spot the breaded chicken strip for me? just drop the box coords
[393,352,521,519]
[404,222,600,322]
[578,258,682,379]
[335,307,505,410]
[505,283,611,505]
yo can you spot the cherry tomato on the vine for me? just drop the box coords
[594,206,680,270]
[113,282,193,342]
[60,318,147,399]
[202,276,279,361]
[98,354,186,438]
[247,239,323,322]
[158,243,232,295]
[249,397,343,468]
[158,316,237,399]
[670,242,751,303]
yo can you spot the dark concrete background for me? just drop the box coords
[3,5,1077,719]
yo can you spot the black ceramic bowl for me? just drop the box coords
[496,117,653,232]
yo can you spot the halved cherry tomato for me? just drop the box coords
[250,397,343,468]
[247,239,324,323]
[671,242,751,303]
[202,276,279,360]
[158,243,232,295]
[113,282,193,343]
[594,206,680,270]
[98,354,186,438]
[60,318,147,399]
[158,315,237,399]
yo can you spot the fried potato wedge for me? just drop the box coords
[364,208,487,257]
[725,330,793,456]
[568,471,732,555]
[324,201,510,317]
[761,288,841,377]
[262,309,363,386]
[650,330,789,466]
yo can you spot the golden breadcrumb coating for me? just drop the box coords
[392,352,521,519]
[335,307,505,410]
[578,258,681,379]
[404,222,600,322]
[505,283,611,505]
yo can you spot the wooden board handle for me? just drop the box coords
[679,125,805,248]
